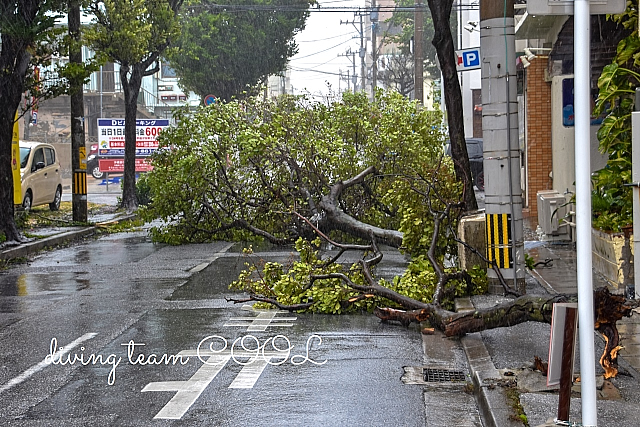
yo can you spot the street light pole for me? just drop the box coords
[574,0,598,424]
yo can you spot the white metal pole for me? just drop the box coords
[574,0,598,425]
[633,111,640,298]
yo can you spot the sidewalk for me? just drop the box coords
[463,241,640,427]
[0,207,133,260]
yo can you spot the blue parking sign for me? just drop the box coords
[463,51,480,67]
[456,48,482,71]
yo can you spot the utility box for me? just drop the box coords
[537,190,571,241]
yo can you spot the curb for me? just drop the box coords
[462,333,522,427]
[456,297,524,427]
[0,214,137,260]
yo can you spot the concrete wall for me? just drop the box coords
[458,214,487,270]
[592,229,634,289]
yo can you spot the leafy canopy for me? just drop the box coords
[85,0,181,67]
[140,89,457,252]
[139,89,482,313]
[166,0,312,101]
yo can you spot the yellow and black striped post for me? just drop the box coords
[73,171,87,196]
[485,213,513,269]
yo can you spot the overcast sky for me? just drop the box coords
[288,0,367,98]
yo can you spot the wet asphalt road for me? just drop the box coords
[0,232,429,426]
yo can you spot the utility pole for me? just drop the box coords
[339,50,358,91]
[414,1,424,104]
[341,11,367,93]
[371,3,379,99]
[480,0,523,292]
[69,0,88,222]
[359,13,366,93]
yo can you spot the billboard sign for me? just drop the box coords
[97,118,169,157]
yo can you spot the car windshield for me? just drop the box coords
[20,147,31,168]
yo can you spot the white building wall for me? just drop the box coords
[459,0,481,138]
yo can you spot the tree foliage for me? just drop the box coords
[140,89,458,247]
[85,0,183,211]
[166,0,312,101]
[139,89,487,309]
[592,4,638,232]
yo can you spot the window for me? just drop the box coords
[33,148,44,166]
[44,147,55,165]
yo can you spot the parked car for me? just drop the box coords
[87,153,103,179]
[445,138,484,191]
[19,141,63,211]
[86,143,104,179]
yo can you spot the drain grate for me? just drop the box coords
[423,368,466,382]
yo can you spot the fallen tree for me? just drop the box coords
[141,91,637,378]
[229,227,638,378]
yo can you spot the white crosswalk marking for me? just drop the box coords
[143,310,299,420]
[223,309,297,331]
[142,353,230,420]
[229,357,270,389]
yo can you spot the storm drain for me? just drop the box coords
[423,368,466,383]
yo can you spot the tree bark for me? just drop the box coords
[318,166,404,247]
[0,1,41,243]
[374,288,638,378]
[120,64,144,211]
[426,0,477,211]
[69,0,88,222]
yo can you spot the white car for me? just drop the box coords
[19,141,63,211]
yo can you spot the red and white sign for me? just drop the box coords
[97,118,169,157]
[99,158,154,173]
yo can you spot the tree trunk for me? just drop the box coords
[0,25,35,243]
[426,0,477,211]
[119,65,143,211]
[0,106,22,243]
[69,0,88,222]
[375,288,637,378]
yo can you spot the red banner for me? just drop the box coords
[99,158,153,173]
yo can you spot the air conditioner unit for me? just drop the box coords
[537,190,571,241]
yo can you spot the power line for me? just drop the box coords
[189,4,479,13]
[290,38,354,60]
[298,30,358,43]
[289,67,344,77]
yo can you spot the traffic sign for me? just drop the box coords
[204,94,216,105]
[456,48,481,72]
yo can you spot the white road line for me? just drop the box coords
[0,332,97,394]
[228,358,270,389]
[145,349,285,419]
[223,311,297,331]
[142,354,231,420]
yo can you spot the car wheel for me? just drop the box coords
[91,165,104,179]
[49,186,61,211]
[22,191,32,212]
